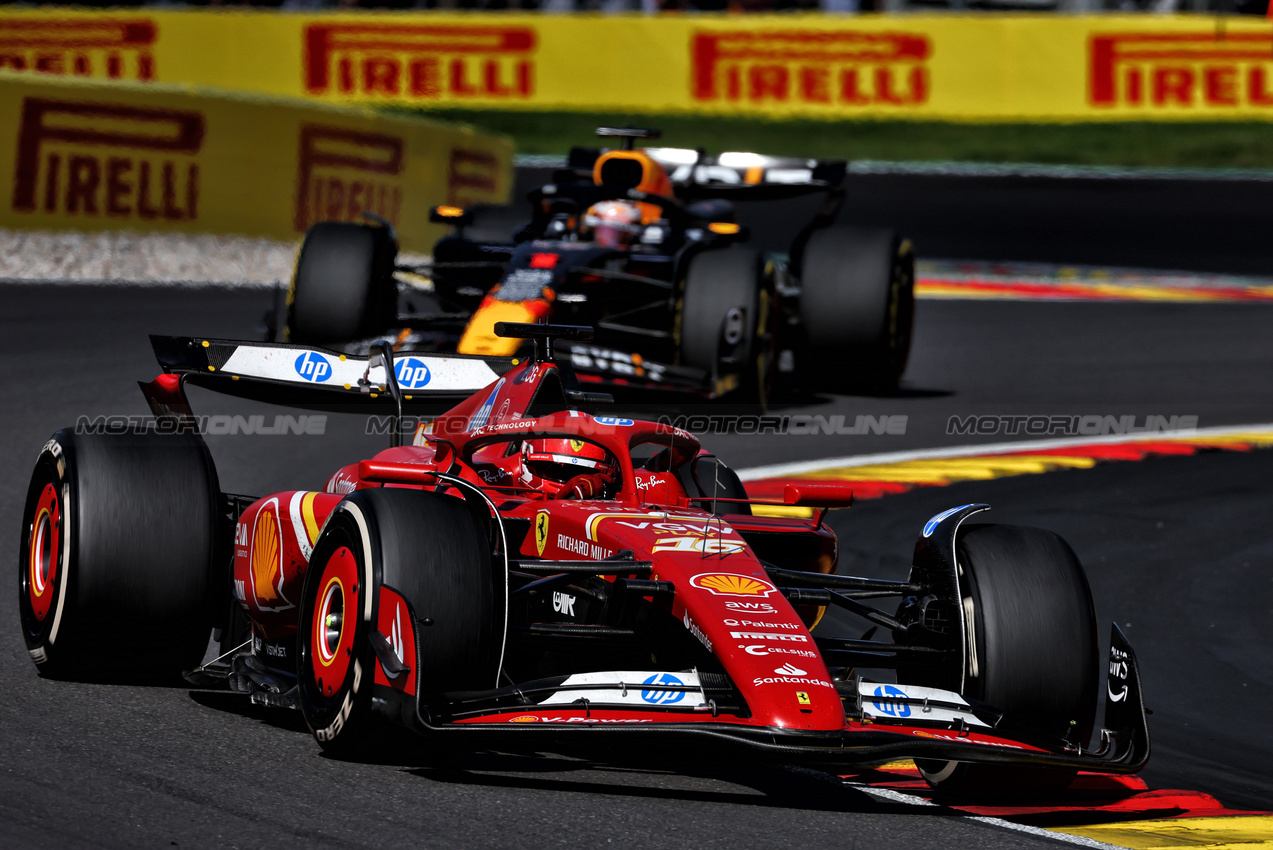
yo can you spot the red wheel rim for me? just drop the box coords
[310,546,358,696]
[28,483,60,622]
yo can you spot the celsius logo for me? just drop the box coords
[871,685,911,718]
[774,663,806,676]
[395,357,432,389]
[640,673,685,705]
[294,351,332,383]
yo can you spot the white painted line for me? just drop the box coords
[736,422,1273,481]
[850,784,1127,850]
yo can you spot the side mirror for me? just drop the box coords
[707,221,750,243]
[430,205,474,228]
[784,482,854,508]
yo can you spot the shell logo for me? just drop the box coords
[252,505,282,603]
[250,498,294,612]
[509,715,539,723]
[689,572,777,598]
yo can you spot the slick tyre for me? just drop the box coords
[298,489,497,758]
[286,221,398,345]
[798,226,914,393]
[18,430,221,681]
[680,248,771,404]
[916,524,1099,797]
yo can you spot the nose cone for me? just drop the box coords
[675,569,846,731]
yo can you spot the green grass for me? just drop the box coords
[412,108,1273,169]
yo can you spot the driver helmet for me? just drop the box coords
[522,438,617,484]
[583,200,643,249]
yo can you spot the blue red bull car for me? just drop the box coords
[279,127,916,402]
[18,324,1147,793]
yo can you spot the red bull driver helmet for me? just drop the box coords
[583,200,643,249]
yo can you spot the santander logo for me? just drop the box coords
[774,663,807,675]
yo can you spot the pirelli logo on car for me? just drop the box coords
[0,17,157,81]
[303,23,536,101]
[690,30,931,108]
[10,97,203,223]
[1090,33,1273,110]
[294,124,404,233]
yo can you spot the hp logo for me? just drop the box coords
[395,358,432,389]
[871,685,911,718]
[293,352,332,383]
[640,673,685,705]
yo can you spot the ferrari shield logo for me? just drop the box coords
[796,691,811,705]
[535,510,550,556]
[569,439,585,453]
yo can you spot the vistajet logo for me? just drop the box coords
[1090,33,1273,109]
[11,98,203,221]
[304,23,535,100]
[691,30,930,107]
[0,17,156,81]
[294,124,404,232]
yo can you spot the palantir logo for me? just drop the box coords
[871,685,911,718]
[294,351,332,383]
[641,673,685,705]
[395,357,431,389]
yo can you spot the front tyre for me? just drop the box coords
[915,524,1099,796]
[799,226,914,393]
[298,489,497,758]
[680,248,771,404]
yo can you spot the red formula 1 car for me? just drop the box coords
[18,324,1148,793]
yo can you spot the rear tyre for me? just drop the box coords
[18,430,221,681]
[680,248,771,404]
[298,489,497,759]
[799,226,914,393]
[914,524,1099,796]
[286,221,398,345]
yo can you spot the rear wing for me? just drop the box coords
[565,145,845,202]
[142,335,515,415]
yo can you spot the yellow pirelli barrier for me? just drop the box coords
[4,9,1273,121]
[0,71,512,250]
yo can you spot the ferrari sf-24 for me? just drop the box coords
[19,324,1147,793]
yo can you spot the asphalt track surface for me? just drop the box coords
[3,175,1273,847]
[3,282,1272,847]
[515,166,1273,275]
